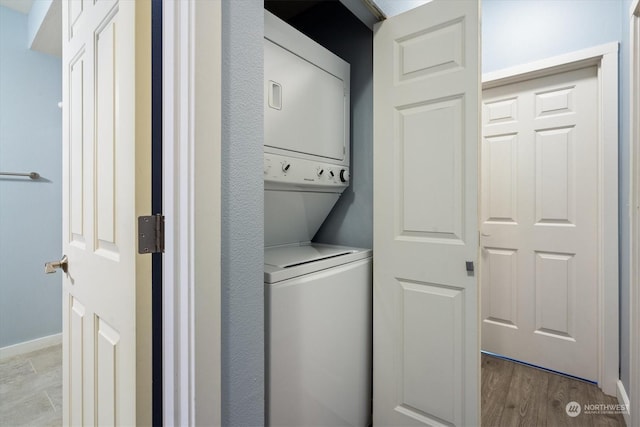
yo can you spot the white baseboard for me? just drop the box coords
[617,379,631,427]
[0,333,62,361]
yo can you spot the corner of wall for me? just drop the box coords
[27,0,61,57]
[220,1,265,425]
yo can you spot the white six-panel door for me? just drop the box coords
[373,1,480,425]
[481,66,599,381]
[62,0,152,424]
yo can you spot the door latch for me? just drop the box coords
[465,261,474,273]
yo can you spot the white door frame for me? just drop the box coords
[483,42,619,396]
[630,0,640,423]
[162,1,222,425]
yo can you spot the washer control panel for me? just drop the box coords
[264,153,349,189]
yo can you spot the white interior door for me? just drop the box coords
[481,66,600,381]
[61,0,152,424]
[372,1,480,425]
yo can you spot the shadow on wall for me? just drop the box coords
[265,0,374,250]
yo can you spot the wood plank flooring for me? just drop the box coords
[482,353,626,427]
[0,346,626,426]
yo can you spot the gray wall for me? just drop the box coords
[482,0,631,392]
[220,1,264,425]
[288,3,374,249]
[0,6,62,348]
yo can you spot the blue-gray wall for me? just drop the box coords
[482,0,623,73]
[482,0,631,393]
[0,6,62,348]
[221,1,264,425]
[290,3,374,249]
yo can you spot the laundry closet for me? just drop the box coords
[263,2,374,426]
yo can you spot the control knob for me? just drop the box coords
[339,169,349,183]
[282,162,291,173]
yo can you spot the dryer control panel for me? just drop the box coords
[264,153,349,191]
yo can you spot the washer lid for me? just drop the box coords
[264,243,372,284]
[265,244,355,268]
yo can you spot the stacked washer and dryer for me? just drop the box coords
[264,11,372,427]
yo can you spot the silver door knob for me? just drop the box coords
[45,255,68,274]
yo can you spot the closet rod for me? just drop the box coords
[0,171,40,179]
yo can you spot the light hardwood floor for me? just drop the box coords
[0,344,62,426]
[482,353,626,427]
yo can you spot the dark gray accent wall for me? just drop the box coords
[273,1,374,250]
[221,1,264,425]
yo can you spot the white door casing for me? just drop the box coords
[161,0,222,425]
[62,0,152,424]
[482,43,619,396]
[630,0,640,423]
[373,1,480,425]
[481,66,599,381]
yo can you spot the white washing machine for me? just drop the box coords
[265,244,372,427]
[264,11,372,427]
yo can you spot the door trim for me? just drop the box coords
[630,0,640,423]
[483,42,619,396]
[162,1,222,425]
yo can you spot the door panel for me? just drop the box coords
[483,134,517,223]
[484,248,518,327]
[398,281,463,425]
[68,297,85,426]
[373,1,480,425]
[535,127,574,224]
[481,66,599,381]
[399,97,463,241]
[62,0,151,425]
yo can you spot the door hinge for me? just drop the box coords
[138,214,165,254]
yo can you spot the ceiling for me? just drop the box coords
[0,0,33,14]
